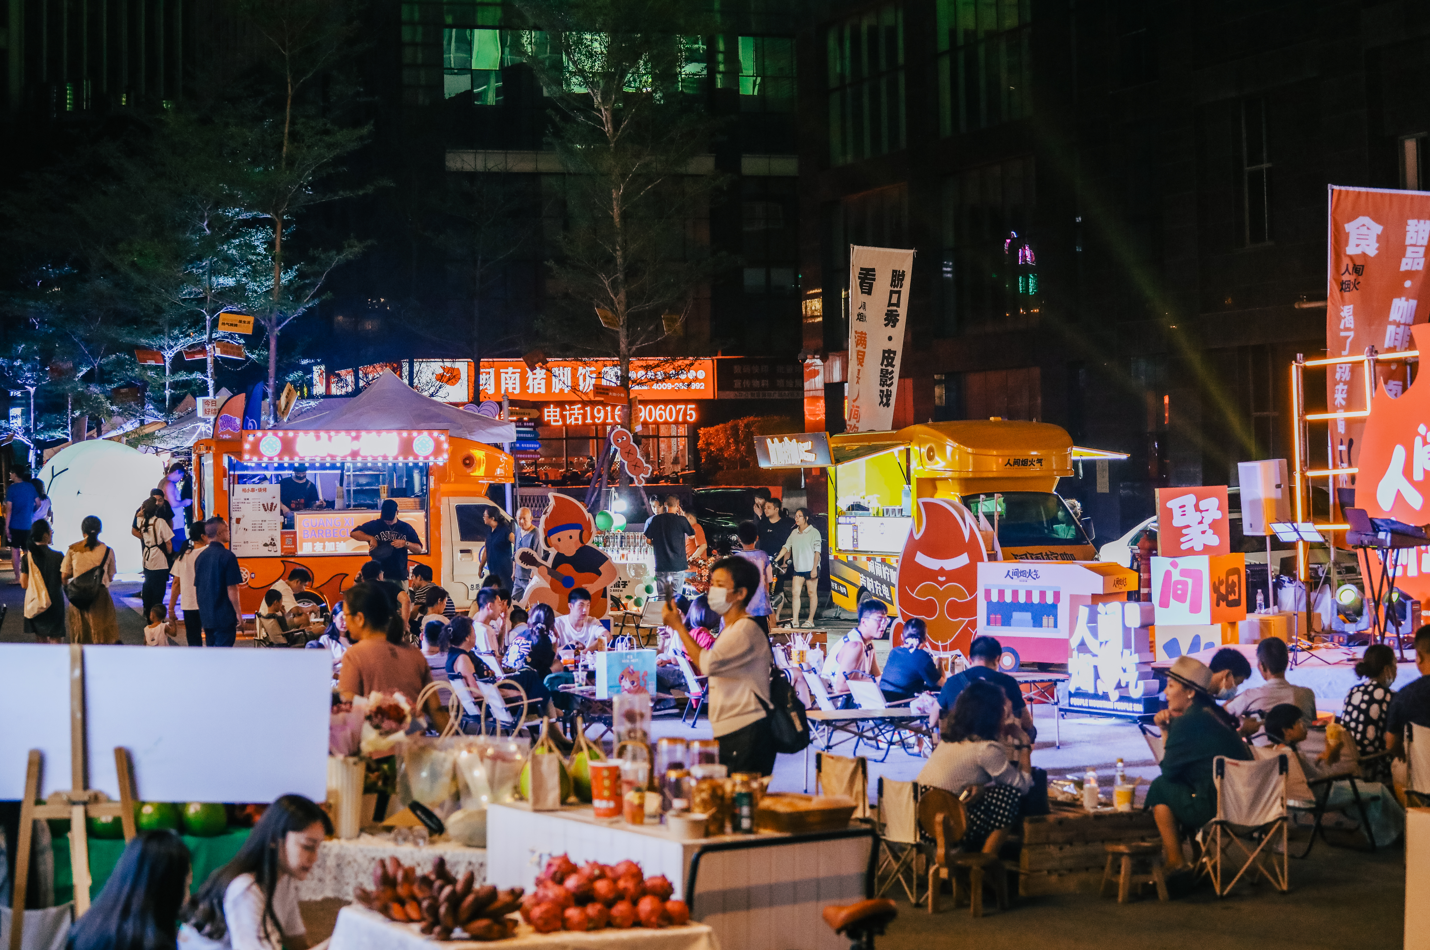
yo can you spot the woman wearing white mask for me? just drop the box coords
[663,556,775,775]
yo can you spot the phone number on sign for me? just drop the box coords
[541,402,699,426]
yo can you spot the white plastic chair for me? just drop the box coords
[1198,754,1289,897]
[875,777,926,903]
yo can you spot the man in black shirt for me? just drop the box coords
[1388,626,1430,762]
[351,499,425,583]
[279,464,323,526]
[757,498,794,614]
[879,618,945,702]
[644,495,694,600]
[939,635,1036,740]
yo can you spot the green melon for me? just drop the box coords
[181,802,228,837]
[569,747,604,803]
[87,807,132,840]
[137,801,181,833]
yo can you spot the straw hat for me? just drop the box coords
[1166,655,1212,694]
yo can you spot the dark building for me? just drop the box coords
[794,0,1430,541]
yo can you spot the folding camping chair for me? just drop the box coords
[875,777,926,904]
[676,653,707,726]
[816,751,870,819]
[846,680,918,760]
[1251,745,1387,857]
[1197,754,1289,897]
[1139,722,1165,765]
[1405,722,1430,806]
[803,670,841,712]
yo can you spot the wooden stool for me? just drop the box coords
[1100,841,1169,903]
[938,853,1008,917]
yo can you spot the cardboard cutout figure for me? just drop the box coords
[518,493,617,618]
[896,497,988,656]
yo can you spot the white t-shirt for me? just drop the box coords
[270,579,299,614]
[139,517,175,571]
[178,873,305,950]
[171,546,203,611]
[555,614,604,649]
[144,622,179,647]
[690,616,772,737]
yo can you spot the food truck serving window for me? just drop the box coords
[960,492,1090,547]
[833,445,913,555]
[227,458,431,557]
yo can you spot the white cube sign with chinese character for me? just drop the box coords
[1155,486,1230,558]
[1065,601,1158,717]
[1150,553,1247,628]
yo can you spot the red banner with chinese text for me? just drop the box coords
[1326,186,1430,475]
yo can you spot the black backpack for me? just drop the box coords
[757,627,811,754]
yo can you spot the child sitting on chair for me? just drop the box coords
[143,605,182,647]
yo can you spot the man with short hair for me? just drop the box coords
[470,587,508,656]
[4,469,36,583]
[554,587,605,649]
[351,500,425,584]
[194,517,244,647]
[1208,647,1253,702]
[279,463,323,525]
[645,495,695,601]
[939,635,1036,740]
[1226,637,1317,738]
[512,507,539,600]
[822,599,886,691]
[751,487,772,523]
[1387,627,1430,766]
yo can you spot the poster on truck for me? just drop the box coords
[231,483,282,557]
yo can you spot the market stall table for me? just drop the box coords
[296,834,488,901]
[485,803,873,950]
[329,904,718,950]
[1010,671,1070,747]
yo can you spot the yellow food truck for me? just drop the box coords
[819,420,1096,613]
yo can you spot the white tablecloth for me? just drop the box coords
[297,836,488,901]
[329,905,719,950]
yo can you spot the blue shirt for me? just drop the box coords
[880,646,942,698]
[939,665,1026,717]
[6,481,37,530]
[194,543,242,630]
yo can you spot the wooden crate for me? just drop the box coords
[1019,808,1159,897]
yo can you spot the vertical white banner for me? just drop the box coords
[847,245,915,432]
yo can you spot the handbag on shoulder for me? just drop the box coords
[23,552,51,618]
[64,547,111,611]
[758,627,811,754]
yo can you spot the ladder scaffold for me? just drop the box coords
[1290,344,1419,585]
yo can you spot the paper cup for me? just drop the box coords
[591,762,622,819]
[1113,783,1135,812]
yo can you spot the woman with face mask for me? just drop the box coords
[663,556,776,775]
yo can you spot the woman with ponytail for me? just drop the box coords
[61,515,118,643]
[1342,643,1399,784]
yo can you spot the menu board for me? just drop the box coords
[231,483,283,556]
[835,515,913,555]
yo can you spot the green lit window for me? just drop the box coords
[444,28,504,103]
[826,4,905,166]
[717,36,794,112]
[936,0,1031,136]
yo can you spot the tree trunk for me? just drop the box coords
[267,324,279,428]
[269,211,286,425]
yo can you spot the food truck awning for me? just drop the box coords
[830,440,906,465]
[277,371,516,444]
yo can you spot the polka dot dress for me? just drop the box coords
[961,785,1023,850]
[1342,681,1393,784]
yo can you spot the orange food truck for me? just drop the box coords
[191,375,515,614]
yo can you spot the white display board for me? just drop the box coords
[0,645,330,802]
[231,482,283,557]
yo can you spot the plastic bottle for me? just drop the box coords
[1255,589,1265,614]
[901,484,913,516]
[1115,758,1126,787]
[1083,768,1100,812]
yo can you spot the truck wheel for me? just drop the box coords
[997,647,1020,672]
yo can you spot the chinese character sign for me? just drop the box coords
[1150,554,1246,627]
[1155,486,1230,557]
[1326,187,1430,472]
[1066,602,1155,706]
[847,245,915,432]
[1358,322,1430,523]
[474,358,714,402]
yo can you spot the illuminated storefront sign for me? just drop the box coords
[241,429,450,463]
[480,359,715,401]
[540,402,700,427]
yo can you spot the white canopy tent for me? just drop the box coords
[278,370,516,444]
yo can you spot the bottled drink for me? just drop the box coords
[1083,768,1100,812]
[1255,589,1265,614]
[1115,758,1126,787]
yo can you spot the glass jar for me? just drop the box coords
[690,739,720,767]
[664,768,691,813]
[689,764,729,836]
[656,738,688,777]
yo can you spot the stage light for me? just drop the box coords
[1336,584,1364,618]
